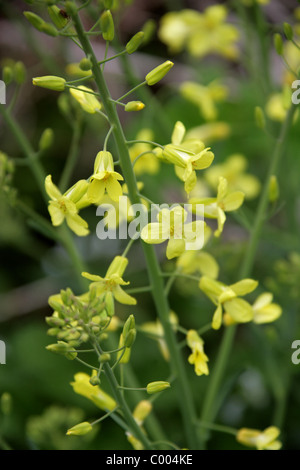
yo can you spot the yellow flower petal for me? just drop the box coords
[223,298,253,323]
[45,175,62,200]
[166,238,186,259]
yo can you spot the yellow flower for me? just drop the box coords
[190,176,244,237]
[199,276,258,329]
[161,121,214,194]
[45,175,89,236]
[177,250,219,280]
[252,292,282,324]
[69,85,101,114]
[187,330,209,376]
[87,151,123,203]
[242,0,270,5]
[129,129,160,175]
[180,81,228,121]
[265,88,294,122]
[204,154,261,200]
[159,6,239,60]
[82,256,137,305]
[141,205,206,259]
[185,122,231,144]
[237,426,282,450]
[71,371,117,411]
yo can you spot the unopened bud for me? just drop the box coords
[66,422,93,436]
[274,33,283,56]
[46,341,77,360]
[124,329,136,348]
[142,19,156,45]
[3,66,13,85]
[1,393,12,416]
[126,32,145,54]
[146,381,170,394]
[100,10,114,42]
[33,76,66,91]
[105,291,115,317]
[145,61,174,86]
[79,58,92,71]
[14,62,26,84]
[48,5,69,30]
[99,353,111,363]
[255,106,266,129]
[125,101,145,112]
[283,22,293,41]
[39,128,54,151]
[89,375,101,386]
[24,11,45,31]
[122,314,135,339]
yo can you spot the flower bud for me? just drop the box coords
[33,75,66,91]
[3,66,13,85]
[66,422,93,436]
[47,327,60,336]
[105,291,115,317]
[255,106,266,129]
[13,62,26,85]
[269,175,279,203]
[146,381,170,394]
[65,1,78,16]
[125,101,145,112]
[99,353,111,363]
[24,11,45,31]
[274,33,283,56]
[142,19,156,45]
[89,375,101,386]
[117,334,131,364]
[1,393,12,416]
[145,61,174,86]
[283,22,293,41]
[79,58,92,71]
[39,128,54,151]
[46,341,77,360]
[41,23,59,37]
[124,329,136,348]
[126,32,145,54]
[133,400,152,424]
[100,10,114,41]
[45,316,65,327]
[106,255,128,278]
[122,314,135,339]
[48,5,69,30]
[70,86,101,114]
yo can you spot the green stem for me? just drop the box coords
[71,9,199,449]
[93,343,152,449]
[199,104,297,448]
[59,117,83,192]
[0,105,47,201]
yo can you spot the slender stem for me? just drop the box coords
[59,117,83,192]
[93,342,152,449]
[195,421,237,437]
[71,9,199,449]
[91,408,119,426]
[0,105,47,201]
[199,104,297,448]
[117,82,147,102]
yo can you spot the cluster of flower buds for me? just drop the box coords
[46,286,114,359]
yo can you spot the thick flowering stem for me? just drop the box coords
[70,8,199,449]
[199,104,297,447]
